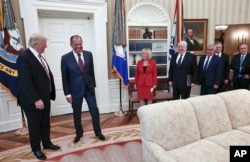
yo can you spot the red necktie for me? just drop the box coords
[38,54,51,91]
[77,54,84,72]
[38,54,50,79]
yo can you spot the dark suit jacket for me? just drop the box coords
[219,53,230,82]
[231,53,250,82]
[169,52,198,89]
[134,59,157,87]
[61,50,96,98]
[17,48,55,108]
[198,54,222,86]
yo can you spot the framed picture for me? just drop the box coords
[184,19,208,55]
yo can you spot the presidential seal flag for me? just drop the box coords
[0,0,24,100]
[112,45,128,86]
[111,0,128,116]
[111,0,128,86]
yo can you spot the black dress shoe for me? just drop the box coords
[74,134,83,143]
[96,133,105,140]
[44,144,61,150]
[33,150,47,160]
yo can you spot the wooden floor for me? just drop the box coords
[0,111,139,152]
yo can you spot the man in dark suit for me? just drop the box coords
[214,41,230,92]
[16,34,60,160]
[61,35,105,143]
[231,43,250,89]
[198,44,223,95]
[186,28,203,51]
[169,41,198,100]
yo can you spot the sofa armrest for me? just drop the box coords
[142,139,176,162]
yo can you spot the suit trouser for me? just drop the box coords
[233,77,250,90]
[24,103,51,152]
[72,87,101,136]
[173,86,191,100]
[200,80,217,95]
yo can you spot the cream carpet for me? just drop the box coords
[0,124,142,162]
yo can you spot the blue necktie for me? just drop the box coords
[240,55,244,67]
[204,56,210,70]
[238,55,244,78]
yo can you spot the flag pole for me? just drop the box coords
[112,0,128,117]
[177,0,183,42]
[114,79,127,116]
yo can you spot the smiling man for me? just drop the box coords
[61,35,105,143]
[168,41,198,100]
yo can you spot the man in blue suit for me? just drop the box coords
[61,35,105,143]
[198,44,223,95]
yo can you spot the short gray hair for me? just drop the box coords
[28,34,48,47]
[178,41,188,47]
[207,43,215,49]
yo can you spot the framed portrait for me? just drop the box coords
[184,19,208,55]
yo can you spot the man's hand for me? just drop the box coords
[213,84,219,89]
[244,75,250,79]
[35,99,44,109]
[191,83,196,87]
[169,81,173,87]
[66,97,73,103]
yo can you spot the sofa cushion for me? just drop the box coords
[206,129,250,150]
[218,89,250,128]
[168,139,228,162]
[188,94,232,138]
[137,100,200,151]
[237,125,250,134]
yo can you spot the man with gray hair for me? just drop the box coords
[169,41,198,99]
[17,33,60,160]
[198,44,223,95]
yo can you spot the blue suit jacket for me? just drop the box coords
[61,50,96,98]
[198,54,222,86]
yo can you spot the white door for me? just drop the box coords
[40,16,93,116]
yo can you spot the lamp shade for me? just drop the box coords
[215,25,228,31]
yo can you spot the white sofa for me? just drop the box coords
[137,89,250,162]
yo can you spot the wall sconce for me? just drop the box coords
[238,34,247,44]
[215,25,228,31]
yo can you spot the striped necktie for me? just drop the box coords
[38,54,51,91]
[38,54,50,79]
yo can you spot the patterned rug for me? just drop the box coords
[0,124,142,162]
